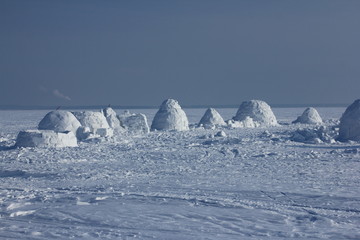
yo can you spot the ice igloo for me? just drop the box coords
[233,100,278,126]
[102,107,125,131]
[151,99,189,131]
[118,111,150,135]
[292,107,323,124]
[198,108,226,128]
[16,130,77,148]
[72,111,113,139]
[338,99,360,141]
[38,110,81,134]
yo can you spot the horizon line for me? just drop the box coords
[0,103,348,110]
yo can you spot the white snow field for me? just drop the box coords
[0,107,359,239]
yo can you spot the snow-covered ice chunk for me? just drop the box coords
[215,130,227,137]
[151,99,189,131]
[291,126,336,144]
[198,108,226,128]
[16,130,78,148]
[118,111,149,135]
[338,99,360,141]
[233,100,278,126]
[102,107,124,131]
[38,110,81,134]
[292,107,323,124]
[226,117,257,128]
[72,111,110,130]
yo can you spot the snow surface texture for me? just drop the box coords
[38,110,81,134]
[0,107,359,239]
[15,130,77,148]
[198,108,226,128]
[293,107,323,124]
[102,107,124,131]
[338,99,360,141]
[118,111,150,135]
[233,100,278,126]
[151,99,189,131]
[72,111,113,139]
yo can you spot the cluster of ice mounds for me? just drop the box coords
[292,107,323,124]
[151,99,189,131]
[338,99,360,141]
[118,111,150,135]
[198,108,226,129]
[291,126,337,144]
[16,130,78,148]
[233,100,278,127]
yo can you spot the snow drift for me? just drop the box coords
[292,107,323,124]
[338,99,360,141]
[151,99,189,131]
[118,111,150,135]
[233,100,278,126]
[16,130,77,148]
[198,108,226,128]
[38,111,81,134]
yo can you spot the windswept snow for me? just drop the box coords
[233,100,278,126]
[198,108,226,128]
[15,130,77,148]
[338,99,360,141]
[293,107,323,124]
[38,110,81,134]
[151,99,189,131]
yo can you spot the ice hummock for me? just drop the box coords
[16,130,78,148]
[118,111,150,135]
[292,107,323,124]
[38,110,81,134]
[151,99,189,131]
[101,107,125,132]
[233,100,278,126]
[198,108,226,128]
[72,111,113,139]
[338,99,360,141]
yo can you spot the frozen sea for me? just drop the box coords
[0,107,359,239]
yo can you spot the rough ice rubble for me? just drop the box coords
[151,99,189,131]
[338,99,360,141]
[198,108,226,129]
[101,107,124,131]
[72,111,113,139]
[233,100,278,126]
[38,110,81,134]
[291,126,337,144]
[292,107,323,124]
[15,130,77,148]
[118,111,150,135]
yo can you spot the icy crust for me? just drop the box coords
[38,111,81,134]
[292,107,323,124]
[15,130,77,148]
[198,108,226,128]
[338,99,360,141]
[151,99,189,131]
[233,100,278,126]
[102,107,124,131]
[118,111,150,135]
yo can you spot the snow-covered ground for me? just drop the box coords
[0,107,359,239]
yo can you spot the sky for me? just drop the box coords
[1,0,360,108]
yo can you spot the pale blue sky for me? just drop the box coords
[1,0,359,107]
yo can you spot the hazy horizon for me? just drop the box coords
[1,0,359,107]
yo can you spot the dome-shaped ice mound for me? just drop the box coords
[16,130,78,148]
[151,99,189,131]
[38,110,81,134]
[338,99,360,141]
[292,107,323,124]
[199,108,226,128]
[233,100,277,126]
[72,111,110,131]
